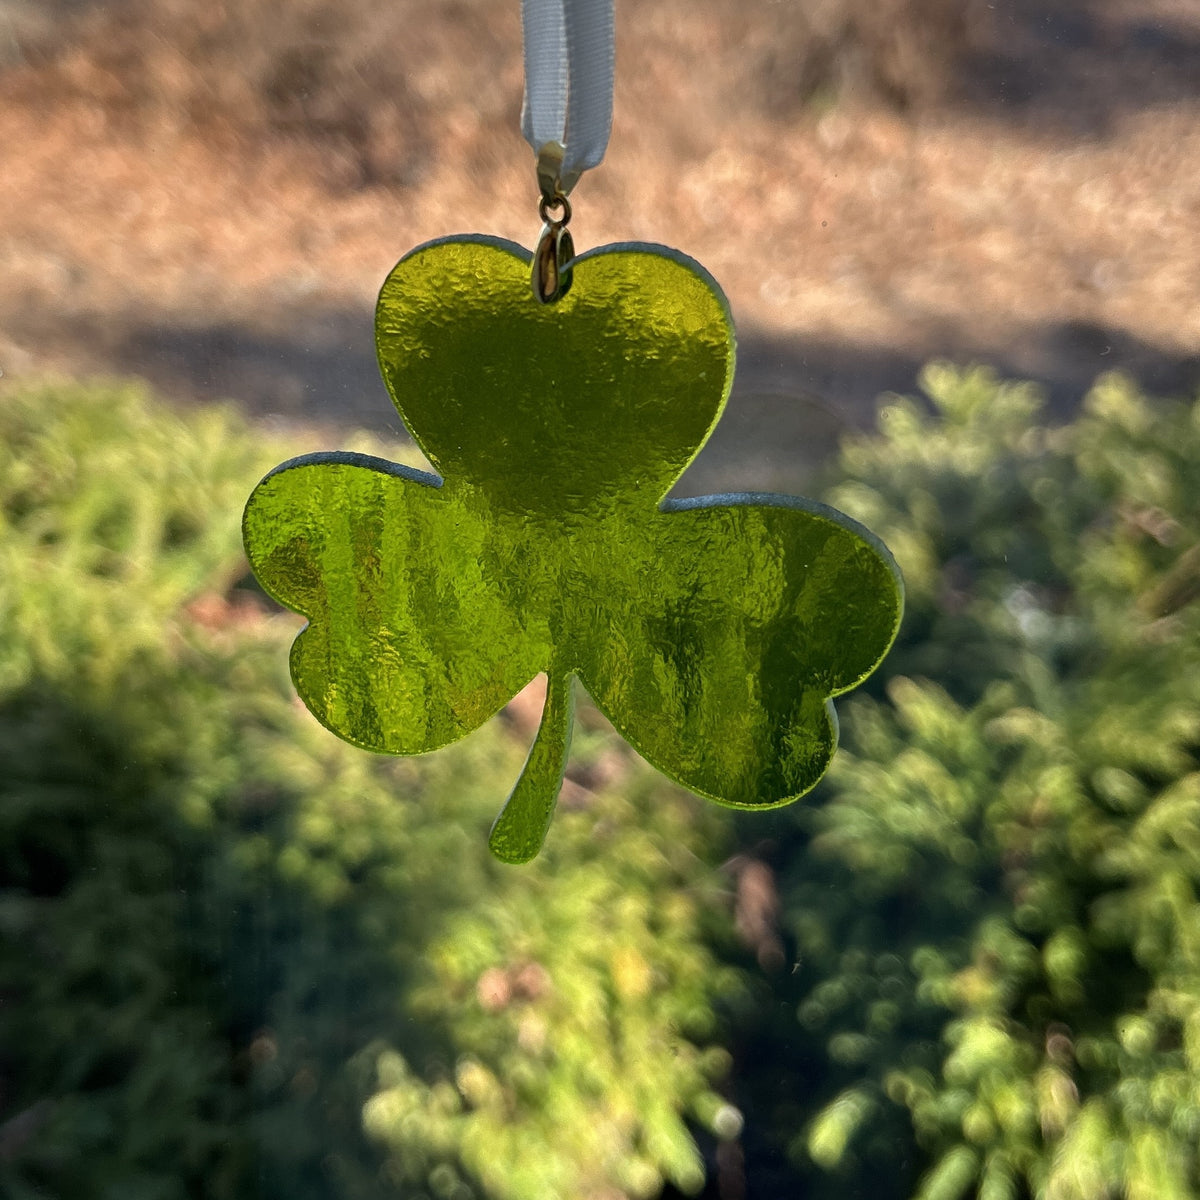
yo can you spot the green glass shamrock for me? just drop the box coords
[243,236,902,863]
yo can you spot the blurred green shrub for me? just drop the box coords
[0,380,740,1200]
[733,367,1200,1200]
[7,368,1200,1200]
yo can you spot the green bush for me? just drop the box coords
[0,381,740,1200]
[734,367,1200,1200]
[6,368,1200,1200]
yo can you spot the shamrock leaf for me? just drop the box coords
[244,236,902,862]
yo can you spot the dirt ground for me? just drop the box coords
[1,0,1198,493]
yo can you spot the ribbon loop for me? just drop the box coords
[521,0,614,195]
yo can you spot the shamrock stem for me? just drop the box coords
[489,672,575,864]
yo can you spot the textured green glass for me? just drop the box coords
[243,236,903,862]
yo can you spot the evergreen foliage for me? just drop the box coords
[0,381,740,1200]
[4,369,1200,1200]
[736,366,1200,1200]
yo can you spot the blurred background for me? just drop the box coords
[2,0,1198,484]
[2,2,1200,1199]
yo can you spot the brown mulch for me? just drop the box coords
[1,0,1198,488]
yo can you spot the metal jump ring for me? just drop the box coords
[537,191,572,227]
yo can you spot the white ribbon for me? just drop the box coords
[521,0,614,195]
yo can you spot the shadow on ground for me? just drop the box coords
[30,302,1197,495]
[5,0,1199,143]
[959,0,1200,134]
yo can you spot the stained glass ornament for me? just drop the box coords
[243,236,903,862]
